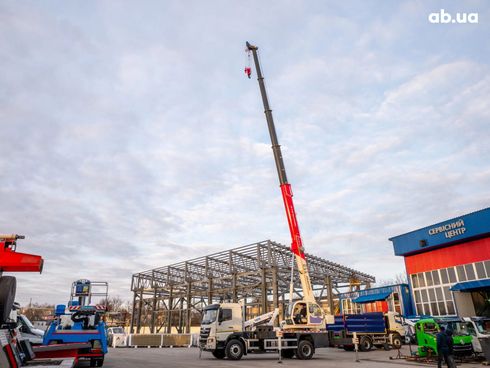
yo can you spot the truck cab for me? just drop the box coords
[283,301,327,328]
[107,327,127,348]
[414,318,473,357]
[200,303,242,356]
[463,317,490,354]
[385,312,406,337]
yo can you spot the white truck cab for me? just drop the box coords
[200,303,243,354]
[386,312,406,337]
[463,317,490,354]
[107,326,127,347]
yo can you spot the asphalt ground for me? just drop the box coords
[77,346,481,368]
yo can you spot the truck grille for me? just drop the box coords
[200,327,210,346]
[200,327,210,338]
[453,343,473,356]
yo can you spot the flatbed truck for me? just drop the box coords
[327,312,405,351]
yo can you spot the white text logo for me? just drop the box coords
[428,9,478,24]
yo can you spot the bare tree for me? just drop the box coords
[21,303,54,322]
[374,273,408,287]
[100,296,125,312]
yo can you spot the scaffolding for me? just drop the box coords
[130,240,375,333]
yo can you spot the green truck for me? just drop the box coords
[414,318,473,357]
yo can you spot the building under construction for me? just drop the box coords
[130,240,375,334]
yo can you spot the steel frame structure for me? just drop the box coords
[130,240,374,333]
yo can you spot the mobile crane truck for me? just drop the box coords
[199,42,334,360]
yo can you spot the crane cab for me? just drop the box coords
[283,301,334,330]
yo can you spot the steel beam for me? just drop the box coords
[130,239,374,332]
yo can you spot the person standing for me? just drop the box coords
[436,326,450,368]
[445,329,456,368]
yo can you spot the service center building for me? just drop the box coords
[390,207,490,318]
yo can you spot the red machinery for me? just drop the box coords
[0,234,44,273]
[0,234,77,368]
[0,234,43,327]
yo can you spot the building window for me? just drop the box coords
[440,268,449,284]
[431,302,439,315]
[421,289,429,303]
[354,302,361,314]
[411,274,419,288]
[432,270,441,285]
[485,261,490,276]
[414,290,421,303]
[443,286,452,300]
[438,302,447,315]
[428,288,436,301]
[476,262,486,279]
[392,292,401,314]
[447,301,455,315]
[447,268,457,283]
[342,298,361,314]
[465,264,476,280]
[410,261,487,317]
[456,265,466,281]
[425,272,433,287]
[342,299,349,313]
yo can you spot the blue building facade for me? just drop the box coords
[389,207,490,317]
[337,284,415,317]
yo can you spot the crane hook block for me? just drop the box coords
[244,67,252,79]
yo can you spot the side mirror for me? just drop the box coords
[218,309,223,324]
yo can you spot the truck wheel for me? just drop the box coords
[212,349,226,359]
[296,340,314,360]
[225,339,244,360]
[281,349,295,358]
[0,276,16,324]
[391,334,402,350]
[359,336,372,352]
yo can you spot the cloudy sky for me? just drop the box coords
[1,0,489,306]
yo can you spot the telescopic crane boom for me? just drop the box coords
[246,42,332,329]
[245,42,314,302]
